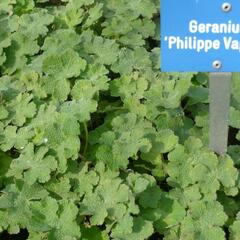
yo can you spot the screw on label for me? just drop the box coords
[222,2,232,12]
[212,60,222,69]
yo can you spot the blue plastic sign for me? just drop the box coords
[161,0,240,72]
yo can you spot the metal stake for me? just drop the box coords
[209,72,232,155]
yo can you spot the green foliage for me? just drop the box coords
[230,212,240,240]
[0,0,239,239]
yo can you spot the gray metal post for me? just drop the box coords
[209,72,232,155]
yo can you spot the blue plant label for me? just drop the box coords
[161,0,240,72]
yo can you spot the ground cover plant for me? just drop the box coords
[0,0,240,239]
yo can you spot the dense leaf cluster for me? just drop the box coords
[0,0,239,239]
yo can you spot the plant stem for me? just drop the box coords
[83,122,88,156]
